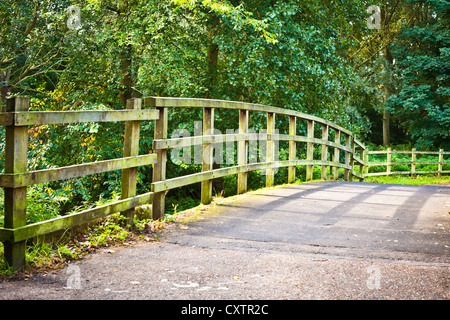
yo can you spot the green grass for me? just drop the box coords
[364,174,450,185]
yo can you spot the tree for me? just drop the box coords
[0,0,70,105]
[386,0,450,149]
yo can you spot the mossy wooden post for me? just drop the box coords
[321,124,328,181]
[349,136,355,181]
[411,148,416,177]
[358,147,364,182]
[386,148,392,176]
[288,116,296,184]
[333,130,340,180]
[152,105,168,220]
[266,112,275,187]
[201,107,214,204]
[306,120,314,181]
[121,98,141,225]
[237,109,248,194]
[3,97,29,271]
[364,151,369,179]
[344,134,352,181]
[438,149,443,178]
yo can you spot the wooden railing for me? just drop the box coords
[0,96,447,270]
[146,97,368,220]
[365,148,450,177]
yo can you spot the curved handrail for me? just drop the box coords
[144,97,353,136]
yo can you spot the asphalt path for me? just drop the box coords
[1,181,449,301]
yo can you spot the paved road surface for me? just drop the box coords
[1,181,449,300]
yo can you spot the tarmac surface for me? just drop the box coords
[0,181,449,300]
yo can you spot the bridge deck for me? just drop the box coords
[1,181,449,300]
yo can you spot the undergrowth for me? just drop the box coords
[0,212,176,279]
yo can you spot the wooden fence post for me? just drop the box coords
[333,130,340,180]
[201,107,214,204]
[411,148,416,177]
[364,151,369,178]
[152,105,168,220]
[306,120,314,181]
[349,136,355,181]
[358,147,364,182]
[386,148,392,176]
[237,109,248,194]
[266,112,275,187]
[121,98,141,225]
[288,116,296,184]
[3,97,29,271]
[321,124,329,181]
[438,149,443,178]
[344,134,351,181]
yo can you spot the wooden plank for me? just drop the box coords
[438,149,443,178]
[364,151,369,178]
[12,192,154,243]
[266,112,275,187]
[3,97,29,271]
[366,150,450,155]
[0,228,14,242]
[367,161,441,167]
[333,130,340,180]
[321,124,328,180]
[288,116,296,184]
[0,154,157,188]
[12,109,159,126]
[306,120,314,181]
[152,160,350,193]
[411,148,416,176]
[153,133,352,153]
[152,106,168,220]
[201,107,214,205]
[353,156,365,166]
[121,98,142,224]
[344,134,351,181]
[354,139,366,149]
[358,148,364,182]
[387,148,392,175]
[144,97,353,136]
[349,136,355,181]
[237,110,248,194]
[0,113,14,126]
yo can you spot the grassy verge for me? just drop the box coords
[364,175,450,185]
[0,213,176,280]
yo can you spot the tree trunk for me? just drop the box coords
[118,0,132,106]
[205,15,223,194]
[205,15,220,99]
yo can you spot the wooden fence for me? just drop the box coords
[0,96,447,270]
[365,148,450,177]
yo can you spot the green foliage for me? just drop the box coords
[0,0,448,235]
[386,0,450,149]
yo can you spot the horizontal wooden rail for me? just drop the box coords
[144,97,353,136]
[0,192,154,243]
[366,150,450,155]
[154,134,353,153]
[152,160,350,193]
[367,161,444,167]
[0,109,159,126]
[0,154,157,188]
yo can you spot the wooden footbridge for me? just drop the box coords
[1,96,449,270]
